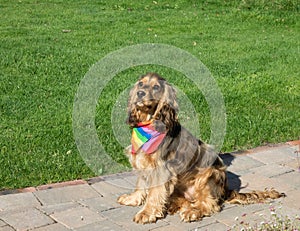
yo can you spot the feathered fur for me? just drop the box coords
[118,73,285,224]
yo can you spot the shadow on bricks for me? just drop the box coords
[220,153,242,192]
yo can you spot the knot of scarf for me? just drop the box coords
[131,121,166,154]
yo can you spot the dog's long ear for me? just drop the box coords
[126,84,138,127]
[160,81,178,113]
[153,81,179,132]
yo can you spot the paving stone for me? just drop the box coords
[151,224,182,231]
[280,159,300,171]
[0,226,15,231]
[199,222,230,231]
[249,163,294,178]
[222,203,238,211]
[0,187,36,196]
[226,155,265,175]
[91,181,131,198]
[79,196,121,212]
[0,143,298,231]
[280,189,300,210]
[273,171,300,190]
[122,173,138,186]
[163,213,216,230]
[287,140,300,146]
[105,178,135,190]
[101,206,168,231]
[250,146,296,164]
[50,206,105,229]
[0,220,6,227]
[232,212,272,230]
[257,203,299,219]
[212,203,269,226]
[100,171,136,181]
[0,192,41,211]
[34,184,100,205]
[40,202,80,215]
[254,204,300,228]
[286,142,300,158]
[36,180,87,191]
[74,220,124,231]
[239,172,294,193]
[0,207,54,231]
[32,223,70,231]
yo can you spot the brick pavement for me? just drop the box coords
[0,141,299,231]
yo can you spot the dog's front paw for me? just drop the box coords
[133,209,164,224]
[117,194,142,207]
[180,209,202,222]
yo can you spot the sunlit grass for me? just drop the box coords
[0,0,299,189]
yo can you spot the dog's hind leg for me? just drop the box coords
[178,168,227,222]
[167,192,214,222]
[167,192,190,215]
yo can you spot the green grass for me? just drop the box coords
[0,0,299,190]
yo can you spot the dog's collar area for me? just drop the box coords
[131,120,166,154]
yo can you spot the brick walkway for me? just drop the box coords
[0,141,299,231]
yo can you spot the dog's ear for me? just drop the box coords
[160,81,178,113]
[153,81,179,132]
[126,84,138,127]
[155,104,178,132]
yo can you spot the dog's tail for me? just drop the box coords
[225,188,286,205]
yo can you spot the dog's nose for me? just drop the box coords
[137,91,146,99]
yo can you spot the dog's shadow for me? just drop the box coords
[220,153,243,192]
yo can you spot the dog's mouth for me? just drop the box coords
[135,100,158,111]
[134,100,159,122]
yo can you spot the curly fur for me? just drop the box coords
[117,72,285,224]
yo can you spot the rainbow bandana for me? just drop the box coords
[131,121,166,154]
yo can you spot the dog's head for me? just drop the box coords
[127,73,179,130]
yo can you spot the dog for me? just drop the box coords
[117,72,285,224]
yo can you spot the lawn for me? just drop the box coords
[0,0,299,190]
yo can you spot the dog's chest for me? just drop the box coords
[130,151,159,170]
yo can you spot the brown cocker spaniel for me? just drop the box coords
[117,72,285,224]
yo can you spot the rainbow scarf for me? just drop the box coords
[131,121,166,154]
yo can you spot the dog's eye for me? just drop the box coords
[153,85,160,90]
[138,82,143,87]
